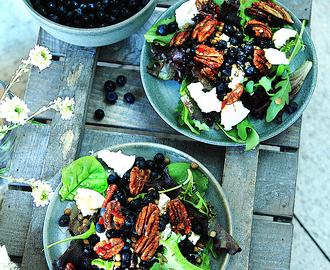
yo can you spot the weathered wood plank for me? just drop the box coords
[79,128,225,180]
[24,60,63,119]
[0,190,33,257]
[37,28,68,57]
[254,149,298,217]
[86,65,178,134]
[221,146,259,270]
[249,218,293,269]
[262,117,302,149]
[21,45,98,269]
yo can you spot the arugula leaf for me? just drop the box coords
[219,118,259,151]
[144,16,177,45]
[43,222,97,250]
[289,20,306,63]
[59,156,108,201]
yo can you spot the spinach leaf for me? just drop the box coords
[59,156,108,201]
[144,16,177,45]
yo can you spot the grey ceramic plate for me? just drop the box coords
[43,142,232,270]
[140,0,318,146]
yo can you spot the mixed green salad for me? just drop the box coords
[46,150,240,270]
[144,0,312,150]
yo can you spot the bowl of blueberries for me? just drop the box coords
[22,0,158,47]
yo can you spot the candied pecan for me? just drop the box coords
[102,184,117,208]
[104,200,125,230]
[94,238,124,259]
[194,44,224,69]
[195,0,217,14]
[200,66,217,81]
[129,166,150,196]
[192,15,218,43]
[135,203,160,237]
[167,198,191,234]
[134,231,161,261]
[170,29,191,47]
[253,49,272,74]
[65,263,75,270]
[222,83,244,109]
[245,19,273,39]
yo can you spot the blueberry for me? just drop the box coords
[224,58,235,67]
[154,153,165,164]
[89,234,100,246]
[37,6,48,17]
[285,101,298,114]
[216,90,227,101]
[245,66,256,76]
[106,229,120,238]
[94,109,105,120]
[127,0,139,10]
[96,223,105,233]
[147,189,159,200]
[121,250,132,268]
[140,259,157,268]
[235,30,244,40]
[83,244,94,256]
[227,46,238,59]
[168,21,178,34]
[142,195,154,205]
[229,36,239,46]
[58,214,70,227]
[122,242,131,251]
[156,163,166,173]
[156,24,169,36]
[116,75,127,86]
[146,159,156,170]
[158,217,167,231]
[114,192,126,205]
[223,24,235,36]
[216,82,228,93]
[48,13,60,23]
[150,170,158,179]
[243,43,254,55]
[106,91,118,104]
[124,215,135,228]
[107,173,120,185]
[47,2,57,13]
[124,92,135,104]
[104,80,116,92]
[217,40,227,50]
[221,67,232,76]
[191,219,204,234]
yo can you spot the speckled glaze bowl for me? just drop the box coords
[141,0,318,146]
[43,142,232,270]
[22,0,158,47]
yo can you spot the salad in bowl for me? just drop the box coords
[141,0,316,150]
[43,143,240,270]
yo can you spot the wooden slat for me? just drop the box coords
[254,149,298,217]
[20,44,98,269]
[37,28,68,57]
[249,218,293,269]
[86,65,178,134]
[79,128,225,180]
[221,146,259,270]
[0,190,33,257]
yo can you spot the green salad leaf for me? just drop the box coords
[59,156,108,201]
[220,118,259,151]
[92,259,115,270]
[144,16,177,45]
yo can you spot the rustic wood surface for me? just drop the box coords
[0,0,313,269]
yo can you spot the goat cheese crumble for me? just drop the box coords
[74,188,105,217]
[221,101,250,131]
[175,0,198,29]
[98,150,135,177]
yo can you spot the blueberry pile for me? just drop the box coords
[30,0,150,28]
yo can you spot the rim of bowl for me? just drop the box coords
[22,0,158,33]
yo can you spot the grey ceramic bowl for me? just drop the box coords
[22,0,158,47]
[141,0,318,146]
[43,142,232,269]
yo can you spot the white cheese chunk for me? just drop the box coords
[161,224,172,240]
[188,231,200,245]
[221,101,250,131]
[98,150,135,177]
[187,82,222,113]
[96,231,108,242]
[74,188,105,217]
[264,48,289,65]
[228,64,245,91]
[158,193,170,215]
[175,0,198,29]
[219,33,230,42]
[273,28,297,48]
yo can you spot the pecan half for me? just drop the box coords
[170,29,191,47]
[134,231,161,261]
[65,263,75,270]
[253,49,272,74]
[194,44,224,70]
[192,15,218,43]
[104,200,125,230]
[94,238,124,259]
[135,203,160,237]
[167,198,191,234]
[222,83,244,109]
[102,184,117,208]
[129,166,150,196]
[245,19,273,39]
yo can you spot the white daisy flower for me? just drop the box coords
[51,97,75,120]
[28,45,52,71]
[30,180,54,207]
[0,96,30,124]
[0,125,8,140]
[0,245,19,270]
